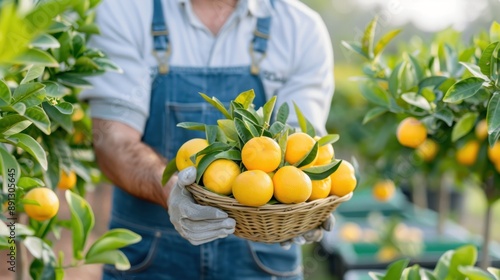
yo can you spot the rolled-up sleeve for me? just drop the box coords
[79,0,152,134]
[276,11,334,136]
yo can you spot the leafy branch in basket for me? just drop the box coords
[163,90,357,207]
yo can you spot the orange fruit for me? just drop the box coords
[339,222,363,242]
[23,188,59,221]
[329,160,357,197]
[377,246,399,262]
[475,119,488,141]
[488,142,500,164]
[396,117,427,148]
[241,136,281,173]
[372,179,396,202]
[456,140,480,166]
[308,176,332,201]
[314,136,335,165]
[415,139,438,162]
[176,138,209,170]
[273,166,312,204]
[285,132,318,168]
[57,170,77,190]
[202,159,241,195]
[71,105,85,122]
[232,170,274,206]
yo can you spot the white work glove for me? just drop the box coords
[168,166,236,245]
[280,213,336,250]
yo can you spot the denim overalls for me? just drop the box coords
[102,1,302,279]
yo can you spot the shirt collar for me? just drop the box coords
[177,0,273,18]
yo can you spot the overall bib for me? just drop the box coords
[102,1,302,279]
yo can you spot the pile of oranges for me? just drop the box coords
[171,92,357,207]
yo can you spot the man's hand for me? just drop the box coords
[168,167,236,245]
[280,214,336,250]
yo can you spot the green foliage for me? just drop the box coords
[370,245,499,280]
[0,1,139,279]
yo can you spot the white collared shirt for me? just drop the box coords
[80,0,334,136]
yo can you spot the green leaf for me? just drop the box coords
[362,16,378,58]
[77,23,100,34]
[234,118,253,144]
[363,107,388,124]
[293,102,315,137]
[0,146,21,192]
[234,89,255,109]
[21,65,45,84]
[489,128,500,149]
[405,265,421,280]
[161,158,178,186]
[434,250,454,279]
[487,92,500,135]
[401,92,432,111]
[75,56,100,71]
[234,109,260,125]
[0,80,11,106]
[434,108,454,127]
[341,41,369,59]
[193,142,232,162]
[86,229,141,260]
[13,83,46,108]
[418,76,448,94]
[452,113,478,142]
[443,77,485,103]
[42,81,64,98]
[57,74,92,88]
[383,259,410,280]
[317,134,339,146]
[277,130,288,167]
[12,103,27,115]
[460,62,490,81]
[302,160,341,180]
[458,266,495,280]
[487,267,500,279]
[269,121,286,136]
[12,49,59,67]
[374,29,401,57]
[25,237,57,280]
[447,245,478,280]
[198,93,232,119]
[84,250,130,271]
[195,152,219,183]
[276,102,289,124]
[6,133,48,170]
[54,102,74,115]
[24,106,51,134]
[479,42,499,77]
[43,102,73,133]
[490,21,500,43]
[65,190,95,260]
[31,33,60,49]
[368,272,385,280]
[407,54,424,81]
[262,96,277,125]
[217,119,238,141]
[360,82,390,107]
[93,57,122,73]
[205,125,218,144]
[243,119,260,137]
[214,150,241,161]
[295,142,319,168]
[18,177,45,189]
[389,62,404,97]
[177,122,206,131]
[421,269,438,280]
[0,115,31,135]
[47,21,70,34]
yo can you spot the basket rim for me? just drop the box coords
[186,183,353,212]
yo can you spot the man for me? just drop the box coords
[81,0,334,279]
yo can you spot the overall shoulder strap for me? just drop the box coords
[152,0,171,74]
[250,0,275,75]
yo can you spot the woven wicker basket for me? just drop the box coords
[186,184,353,243]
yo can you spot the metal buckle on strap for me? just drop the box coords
[152,30,169,36]
[249,44,266,75]
[253,30,270,39]
[152,47,172,74]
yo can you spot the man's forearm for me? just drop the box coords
[92,118,173,209]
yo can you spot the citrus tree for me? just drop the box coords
[0,1,140,279]
[343,17,500,268]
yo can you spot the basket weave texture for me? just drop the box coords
[186,184,353,243]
